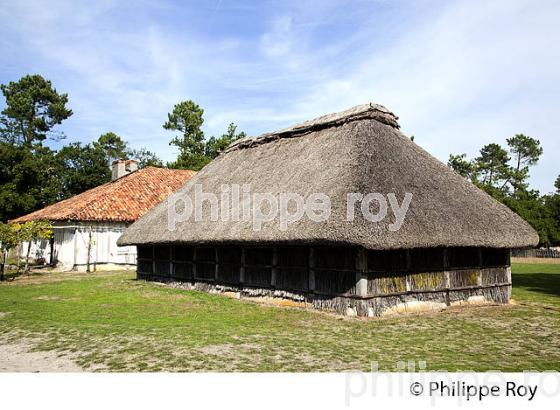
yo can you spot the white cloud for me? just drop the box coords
[278,0,560,192]
[1,0,558,191]
[260,15,294,58]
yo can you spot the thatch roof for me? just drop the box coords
[118,103,538,249]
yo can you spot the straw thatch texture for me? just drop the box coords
[118,103,538,249]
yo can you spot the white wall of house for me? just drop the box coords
[19,221,137,271]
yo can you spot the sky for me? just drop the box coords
[0,0,558,193]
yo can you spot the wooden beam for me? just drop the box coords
[406,249,411,270]
[355,248,367,297]
[192,247,197,279]
[443,248,450,306]
[240,248,245,284]
[477,248,483,286]
[271,247,277,287]
[308,247,315,292]
[169,245,173,278]
[215,248,219,281]
[402,249,412,292]
[152,245,156,276]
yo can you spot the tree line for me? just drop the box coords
[448,137,560,246]
[0,74,245,223]
[1,74,558,248]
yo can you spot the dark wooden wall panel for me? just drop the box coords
[276,267,309,291]
[315,269,356,295]
[244,267,272,286]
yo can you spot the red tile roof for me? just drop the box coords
[11,167,195,223]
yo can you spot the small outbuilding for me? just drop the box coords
[118,103,538,316]
[12,160,195,271]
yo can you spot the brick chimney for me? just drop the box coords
[112,159,138,181]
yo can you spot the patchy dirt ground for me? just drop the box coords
[0,340,82,372]
[0,264,559,372]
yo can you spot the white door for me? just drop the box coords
[53,227,76,270]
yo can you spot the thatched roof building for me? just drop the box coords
[118,103,538,316]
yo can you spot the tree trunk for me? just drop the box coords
[0,249,5,281]
[16,244,21,273]
[24,240,32,273]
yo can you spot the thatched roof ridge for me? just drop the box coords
[226,102,399,153]
[118,103,538,249]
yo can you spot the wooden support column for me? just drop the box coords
[240,248,246,284]
[271,247,277,287]
[405,249,412,292]
[169,245,173,278]
[152,246,156,276]
[355,248,367,297]
[443,248,450,306]
[214,248,219,281]
[308,247,315,292]
[477,248,483,286]
[192,247,197,279]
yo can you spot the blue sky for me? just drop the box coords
[1,0,558,193]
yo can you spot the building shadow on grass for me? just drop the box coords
[512,273,560,298]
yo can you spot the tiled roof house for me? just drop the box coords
[13,160,195,271]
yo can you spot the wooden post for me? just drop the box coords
[169,245,174,278]
[271,247,277,288]
[405,275,412,292]
[308,247,315,292]
[240,248,245,284]
[73,227,78,270]
[406,249,411,270]
[192,247,197,279]
[0,249,6,281]
[405,249,412,292]
[355,248,367,297]
[49,236,55,266]
[477,248,483,286]
[443,248,450,306]
[152,245,156,276]
[86,227,93,273]
[214,248,219,281]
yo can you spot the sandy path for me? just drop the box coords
[0,341,82,372]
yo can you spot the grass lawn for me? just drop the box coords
[0,263,559,372]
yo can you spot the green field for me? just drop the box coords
[1,263,559,371]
